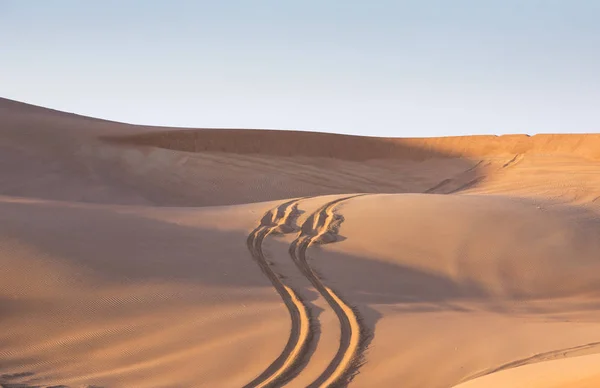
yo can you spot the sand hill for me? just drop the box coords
[1,97,600,387]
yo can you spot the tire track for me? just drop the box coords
[289,195,369,387]
[244,198,312,388]
[424,161,485,194]
[502,153,523,168]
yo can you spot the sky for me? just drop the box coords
[1,0,599,137]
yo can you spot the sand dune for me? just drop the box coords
[1,97,600,387]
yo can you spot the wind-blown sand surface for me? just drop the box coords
[1,97,600,387]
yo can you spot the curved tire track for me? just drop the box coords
[244,198,312,388]
[289,195,368,387]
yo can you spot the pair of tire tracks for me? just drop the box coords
[245,195,367,387]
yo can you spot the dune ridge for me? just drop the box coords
[105,129,600,161]
[453,352,600,388]
[4,97,600,207]
[4,97,600,163]
[458,340,600,385]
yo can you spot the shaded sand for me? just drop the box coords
[0,198,291,387]
[2,97,600,387]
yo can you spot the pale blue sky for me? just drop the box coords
[1,1,599,136]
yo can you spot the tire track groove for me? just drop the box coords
[288,195,369,387]
[244,199,312,388]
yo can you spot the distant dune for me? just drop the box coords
[1,97,600,387]
[107,127,600,161]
